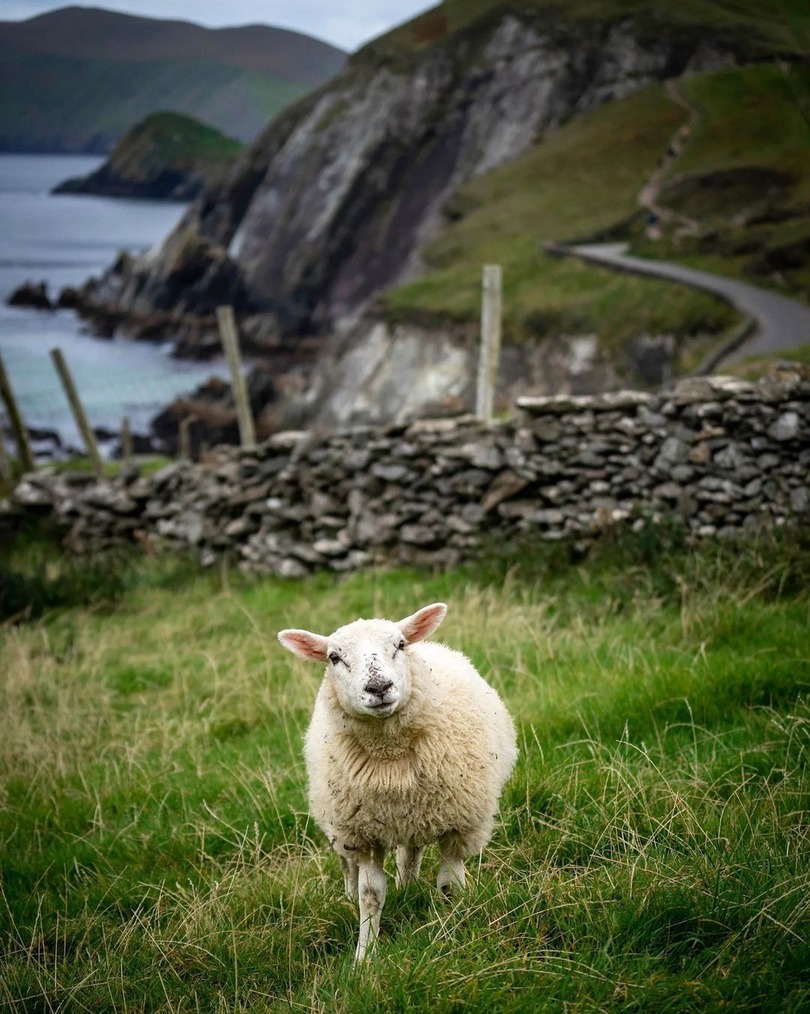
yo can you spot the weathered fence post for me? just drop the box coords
[475,264,503,423]
[50,347,103,476]
[0,351,35,472]
[121,416,133,464]
[216,305,256,449]
[0,425,12,482]
[178,414,196,461]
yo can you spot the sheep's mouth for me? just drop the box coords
[362,698,398,714]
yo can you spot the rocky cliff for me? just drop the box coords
[72,2,758,432]
[83,9,735,329]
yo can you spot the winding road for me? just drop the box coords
[557,242,810,372]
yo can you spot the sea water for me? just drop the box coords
[0,153,230,458]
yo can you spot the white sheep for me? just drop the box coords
[278,602,518,961]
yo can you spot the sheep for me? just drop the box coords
[278,601,518,961]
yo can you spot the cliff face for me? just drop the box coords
[88,10,733,335]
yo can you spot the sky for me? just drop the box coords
[0,0,436,51]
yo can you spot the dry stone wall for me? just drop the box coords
[4,374,809,575]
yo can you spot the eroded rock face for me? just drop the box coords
[78,13,735,337]
[276,319,622,431]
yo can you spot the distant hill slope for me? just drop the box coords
[52,112,243,201]
[0,5,346,153]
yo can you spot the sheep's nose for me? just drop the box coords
[365,679,393,698]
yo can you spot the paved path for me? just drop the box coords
[561,242,810,370]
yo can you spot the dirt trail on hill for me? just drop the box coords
[638,79,701,239]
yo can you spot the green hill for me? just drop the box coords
[383,59,810,373]
[0,6,346,153]
[636,62,810,298]
[53,112,244,201]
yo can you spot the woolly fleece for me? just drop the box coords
[304,633,518,859]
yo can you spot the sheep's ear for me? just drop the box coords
[397,602,447,644]
[278,629,329,662]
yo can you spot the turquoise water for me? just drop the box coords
[0,153,229,457]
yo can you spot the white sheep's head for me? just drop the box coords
[278,603,447,718]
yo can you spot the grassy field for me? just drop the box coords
[1,527,809,1011]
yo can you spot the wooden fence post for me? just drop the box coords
[178,414,196,461]
[475,264,503,423]
[50,347,103,476]
[0,351,35,472]
[121,416,133,464]
[216,305,256,449]
[0,425,12,482]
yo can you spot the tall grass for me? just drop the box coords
[0,529,808,1010]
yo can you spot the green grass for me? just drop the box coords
[113,112,243,166]
[100,111,243,188]
[1,527,809,1009]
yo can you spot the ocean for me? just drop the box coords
[0,153,230,459]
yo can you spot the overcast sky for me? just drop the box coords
[0,0,436,51]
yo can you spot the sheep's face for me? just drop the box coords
[278,603,447,719]
[326,618,412,717]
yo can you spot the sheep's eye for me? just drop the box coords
[394,640,406,656]
[328,652,341,665]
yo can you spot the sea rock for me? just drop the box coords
[6,281,53,310]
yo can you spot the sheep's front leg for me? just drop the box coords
[395,844,423,887]
[437,836,467,897]
[340,855,359,900]
[355,848,387,963]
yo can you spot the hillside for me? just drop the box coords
[0,6,346,152]
[52,112,244,201]
[634,62,810,298]
[383,62,810,368]
[363,0,810,58]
